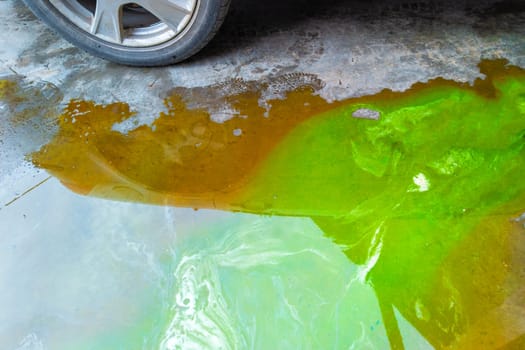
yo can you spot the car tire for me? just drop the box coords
[23,0,230,66]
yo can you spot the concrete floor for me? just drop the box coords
[2,0,524,110]
[1,1,525,349]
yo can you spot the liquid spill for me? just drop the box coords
[4,59,525,349]
[29,74,333,209]
[0,75,61,180]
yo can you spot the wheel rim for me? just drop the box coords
[49,0,199,48]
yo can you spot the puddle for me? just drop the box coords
[2,59,525,349]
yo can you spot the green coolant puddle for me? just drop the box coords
[3,59,525,349]
[239,60,525,349]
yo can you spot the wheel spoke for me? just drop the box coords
[50,0,198,47]
[91,0,124,43]
[135,0,193,33]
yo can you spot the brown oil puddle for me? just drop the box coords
[29,74,338,208]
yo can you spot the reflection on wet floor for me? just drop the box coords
[2,59,525,349]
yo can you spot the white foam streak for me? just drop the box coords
[159,253,242,350]
[356,223,384,283]
[158,216,343,349]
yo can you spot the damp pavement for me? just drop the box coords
[1,0,525,349]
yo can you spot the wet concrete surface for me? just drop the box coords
[1,0,524,179]
[1,0,525,349]
[2,0,525,106]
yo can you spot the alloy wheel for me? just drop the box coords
[48,0,199,47]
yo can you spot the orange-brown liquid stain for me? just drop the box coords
[1,77,61,126]
[31,84,343,208]
[441,192,525,350]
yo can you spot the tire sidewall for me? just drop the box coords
[23,0,225,66]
